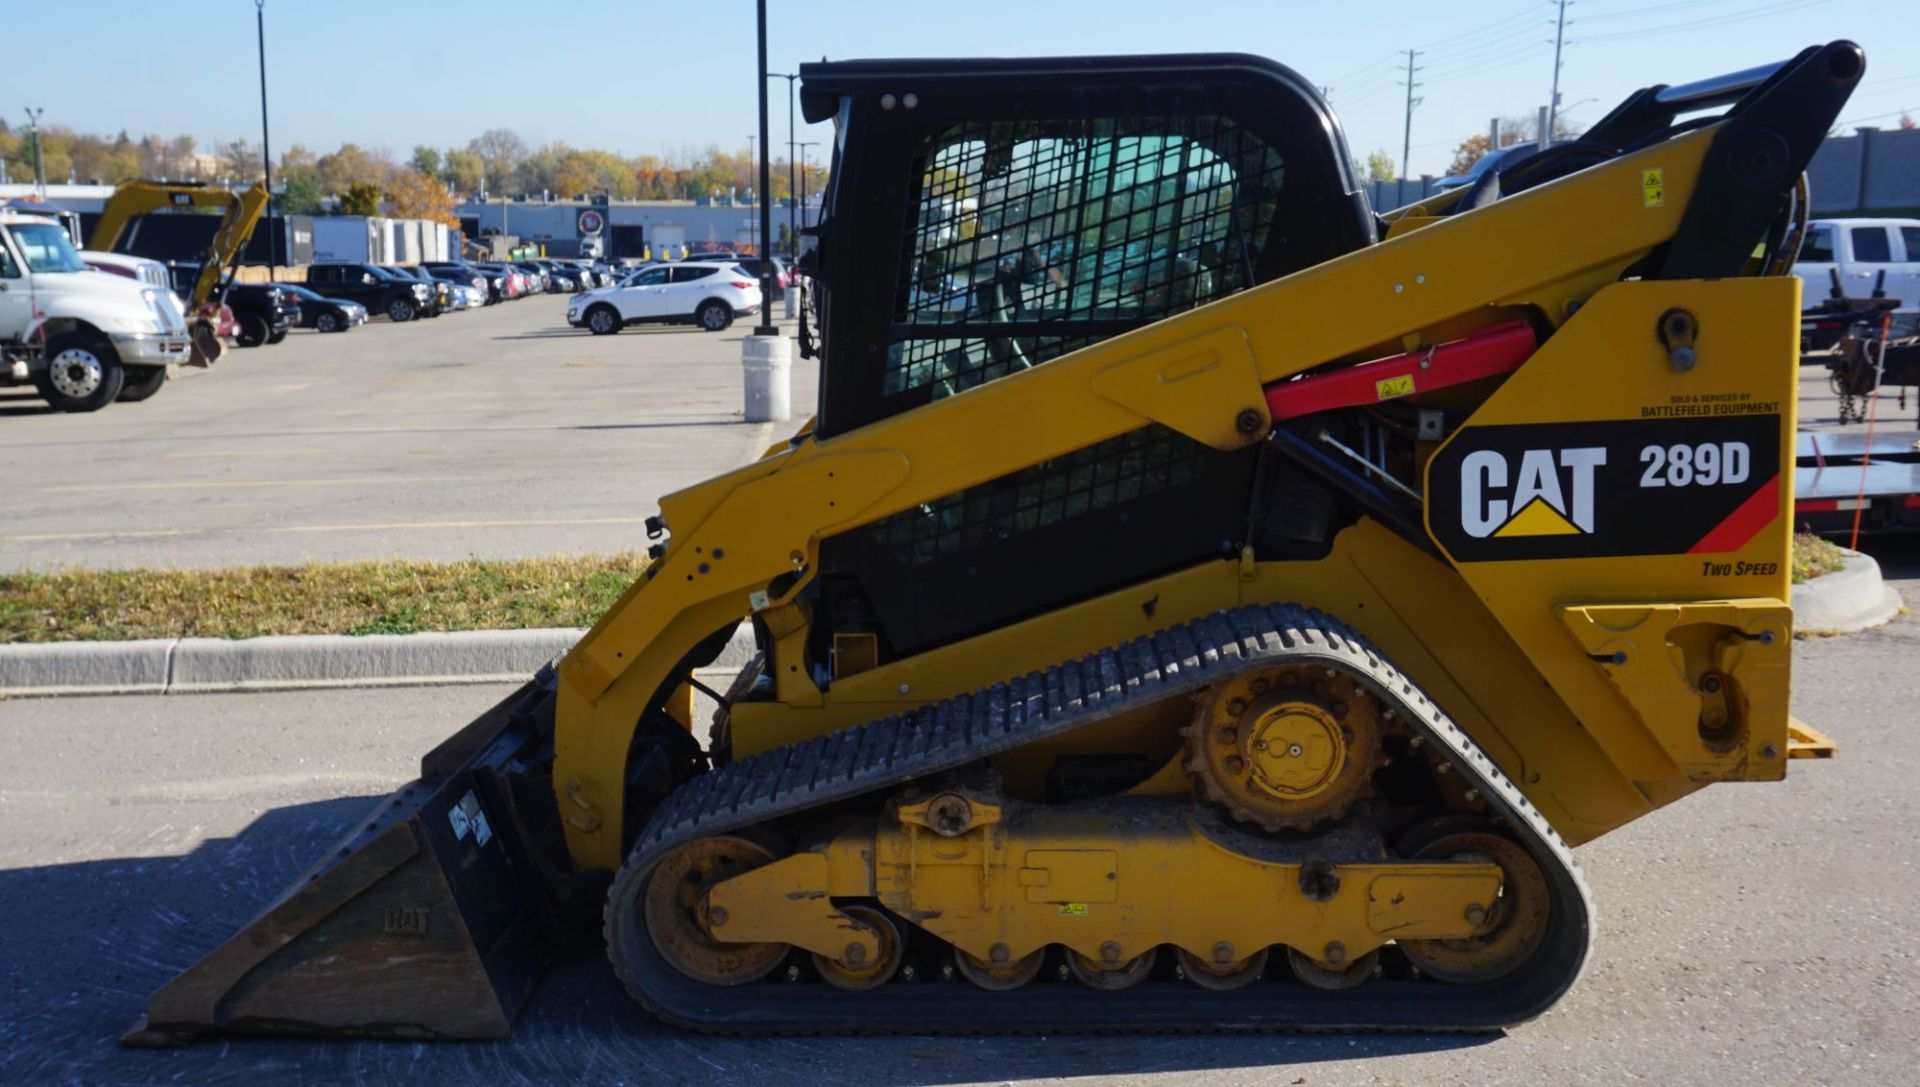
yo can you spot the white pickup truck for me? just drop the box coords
[1793,217,1920,313]
[0,205,191,411]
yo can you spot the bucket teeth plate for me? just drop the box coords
[123,680,561,1047]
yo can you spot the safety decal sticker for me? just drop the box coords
[1059,903,1089,917]
[1375,374,1415,400]
[1641,168,1664,207]
[1426,415,1780,562]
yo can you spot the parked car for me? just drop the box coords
[421,263,492,304]
[566,261,760,334]
[512,261,551,293]
[531,261,577,292]
[167,263,301,347]
[278,284,368,333]
[698,253,790,299]
[474,263,524,301]
[380,266,452,317]
[306,262,434,322]
[1794,218,1920,314]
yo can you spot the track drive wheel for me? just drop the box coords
[1185,665,1384,832]
[954,946,1046,991]
[639,836,789,986]
[1066,945,1158,991]
[1286,944,1381,990]
[1176,944,1269,991]
[1395,826,1551,984]
[811,905,905,992]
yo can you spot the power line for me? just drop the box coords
[1577,0,1745,23]
[1576,0,1833,43]
[1836,106,1919,127]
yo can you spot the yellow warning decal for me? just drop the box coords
[1642,168,1664,207]
[1059,902,1088,917]
[1375,374,1415,400]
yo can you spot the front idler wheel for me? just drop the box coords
[638,836,789,986]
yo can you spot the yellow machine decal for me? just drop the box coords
[1374,374,1415,400]
[1642,167,1665,207]
[1493,497,1583,537]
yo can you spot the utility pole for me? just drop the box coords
[255,0,277,281]
[23,107,46,196]
[1399,50,1423,181]
[1545,0,1570,145]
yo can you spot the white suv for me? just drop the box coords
[567,262,761,334]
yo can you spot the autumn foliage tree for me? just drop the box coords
[385,170,459,227]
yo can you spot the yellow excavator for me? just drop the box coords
[126,42,1856,1041]
[89,181,270,368]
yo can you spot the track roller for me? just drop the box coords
[954,946,1046,991]
[1066,945,1159,991]
[1176,944,1270,991]
[1285,944,1380,990]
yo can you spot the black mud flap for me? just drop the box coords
[123,672,578,1046]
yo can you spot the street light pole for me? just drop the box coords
[767,73,797,258]
[753,0,775,336]
[23,107,45,197]
[796,142,820,241]
[746,133,756,256]
[255,0,277,281]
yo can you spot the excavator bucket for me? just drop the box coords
[122,676,573,1046]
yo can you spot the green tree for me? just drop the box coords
[279,173,325,215]
[443,149,485,196]
[341,181,382,216]
[222,138,261,181]
[1363,149,1397,183]
[410,145,442,176]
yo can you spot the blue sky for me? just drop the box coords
[14,0,1917,179]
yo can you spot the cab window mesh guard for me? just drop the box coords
[887,115,1286,402]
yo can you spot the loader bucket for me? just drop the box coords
[122,674,574,1046]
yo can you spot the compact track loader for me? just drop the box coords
[127,42,1858,1043]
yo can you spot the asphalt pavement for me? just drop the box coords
[0,299,815,571]
[2,554,1916,1086]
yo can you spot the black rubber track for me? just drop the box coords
[604,603,1592,1033]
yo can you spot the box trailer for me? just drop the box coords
[311,217,374,264]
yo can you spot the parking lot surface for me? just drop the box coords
[2,542,1914,1086]
[0,300,815,571]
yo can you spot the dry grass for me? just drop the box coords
[1791,532,1849,585]
[0,554,647,643]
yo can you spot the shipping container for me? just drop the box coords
[312,216,375,263]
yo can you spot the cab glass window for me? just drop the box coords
[1850,226,1892,263]
[1798,226,1834,263]
[0,239,19,278]
[1900,226,1920,263]
[886,115,1285,403]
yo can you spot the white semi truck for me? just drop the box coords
[0,205,191,411]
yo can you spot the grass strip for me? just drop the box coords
[1791,532,1848,585]
[0,554,647,643]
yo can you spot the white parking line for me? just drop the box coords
[41,475,522,494]
[2,516,652,543]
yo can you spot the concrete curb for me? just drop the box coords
[1793,548,1905,635]
[0,623,757,698]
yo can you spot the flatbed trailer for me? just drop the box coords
[1795,429,1920,534]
